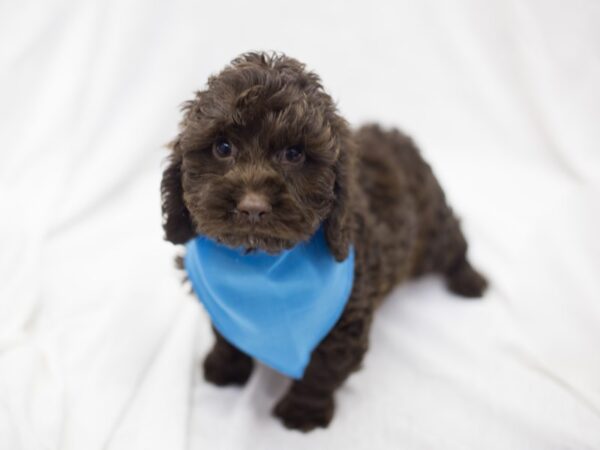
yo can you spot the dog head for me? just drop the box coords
[161,52,354,260]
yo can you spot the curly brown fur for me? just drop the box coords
[161,52,487,432]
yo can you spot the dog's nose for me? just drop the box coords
[236,192,271,223]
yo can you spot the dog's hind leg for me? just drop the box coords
[445,254,488,298]
[418,203,488,298]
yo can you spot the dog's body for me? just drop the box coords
[161,52,487,432]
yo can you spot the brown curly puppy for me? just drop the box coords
[161,52,487,432]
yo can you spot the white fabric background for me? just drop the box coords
[1,0,599,449]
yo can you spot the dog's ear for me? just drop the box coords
[324,133,355,262]
[161,139,195,244]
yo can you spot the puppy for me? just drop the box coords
[161,52,487,432]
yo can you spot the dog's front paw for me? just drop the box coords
[273,392,334,432]
[203,346,253,386]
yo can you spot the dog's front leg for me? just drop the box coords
[203,326,254,386]
[273,303,372,431]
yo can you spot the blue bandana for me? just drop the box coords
[184,228,355,379]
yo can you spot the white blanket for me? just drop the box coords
[1,1,599,448]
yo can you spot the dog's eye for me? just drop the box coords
[280,146,305,165]
[213,139,234,159]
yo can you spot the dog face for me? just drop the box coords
[161,53,353,260]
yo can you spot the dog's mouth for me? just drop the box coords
[188,197,323,254]
[213,230,304,254]
[194,216,319,254]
